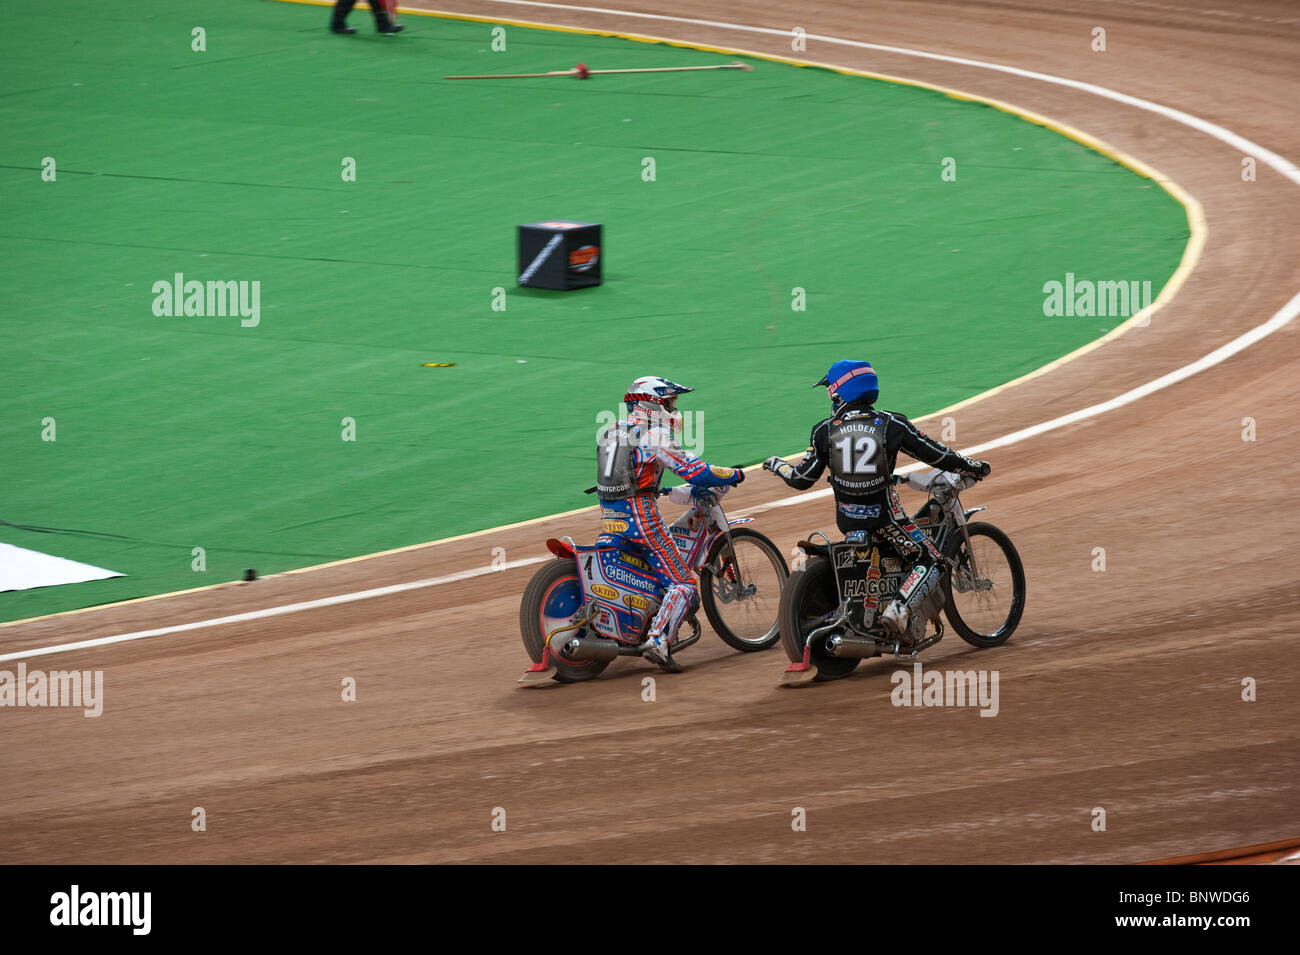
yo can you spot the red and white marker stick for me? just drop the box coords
[443,61,753,80]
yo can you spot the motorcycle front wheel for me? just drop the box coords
[942,522,1026,648]
[700,528,789,652]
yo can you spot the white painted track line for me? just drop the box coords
[453,1,1299,184]
[746,290,1300,513]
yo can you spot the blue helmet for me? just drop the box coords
[816,360,878,410]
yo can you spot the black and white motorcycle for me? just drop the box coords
[778,470,1026,684]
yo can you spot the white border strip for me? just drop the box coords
[6,6,1298,660]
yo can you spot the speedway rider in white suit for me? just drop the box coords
[596,377,744,672]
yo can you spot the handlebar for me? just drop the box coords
[585,465,746,498]
[588,468,967,499]
[584,486,719,499]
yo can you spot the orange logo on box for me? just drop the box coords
[539,221,581,228]
[569,245,600,272]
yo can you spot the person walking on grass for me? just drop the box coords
[330,0,403,35]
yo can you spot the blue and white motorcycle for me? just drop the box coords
[518,485,788,684]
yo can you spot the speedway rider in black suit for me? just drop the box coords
[762,360,991,642]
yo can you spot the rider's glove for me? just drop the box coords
[763,456,793,479]
[732,468,745,485]
[969,460,992,479]
[665,485,694,505]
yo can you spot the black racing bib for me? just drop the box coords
[597,424,639,500]
[827,411,887,497]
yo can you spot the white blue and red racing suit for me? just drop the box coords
[596,417,742,644]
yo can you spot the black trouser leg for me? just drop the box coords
[367,0,395,31]
[331,0,357,31]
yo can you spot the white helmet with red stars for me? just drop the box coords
[624,376,692,438]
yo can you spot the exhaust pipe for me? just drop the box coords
[828,633,882,659]
[563,636,622,662]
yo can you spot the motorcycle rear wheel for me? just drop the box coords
[519,558,611,683]
[778,557,860,681]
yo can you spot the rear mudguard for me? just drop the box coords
[797,538,831,558]
[546,537,577,559]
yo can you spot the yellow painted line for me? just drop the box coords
[2,4,1202,629]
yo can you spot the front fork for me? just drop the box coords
[930,492,983,588]
[675,497,750,597]
[709,500,747,590]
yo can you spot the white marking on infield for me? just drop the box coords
[0,543,123,592]
[5,5,1297,659]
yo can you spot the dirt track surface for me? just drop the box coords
[3,1,1298,863]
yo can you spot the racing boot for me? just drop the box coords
[882,562,944,645]
[879,599,910,640]
[640,633,683,673]
[641,583,692,672]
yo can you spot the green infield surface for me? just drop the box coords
[0,0,1189,622]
